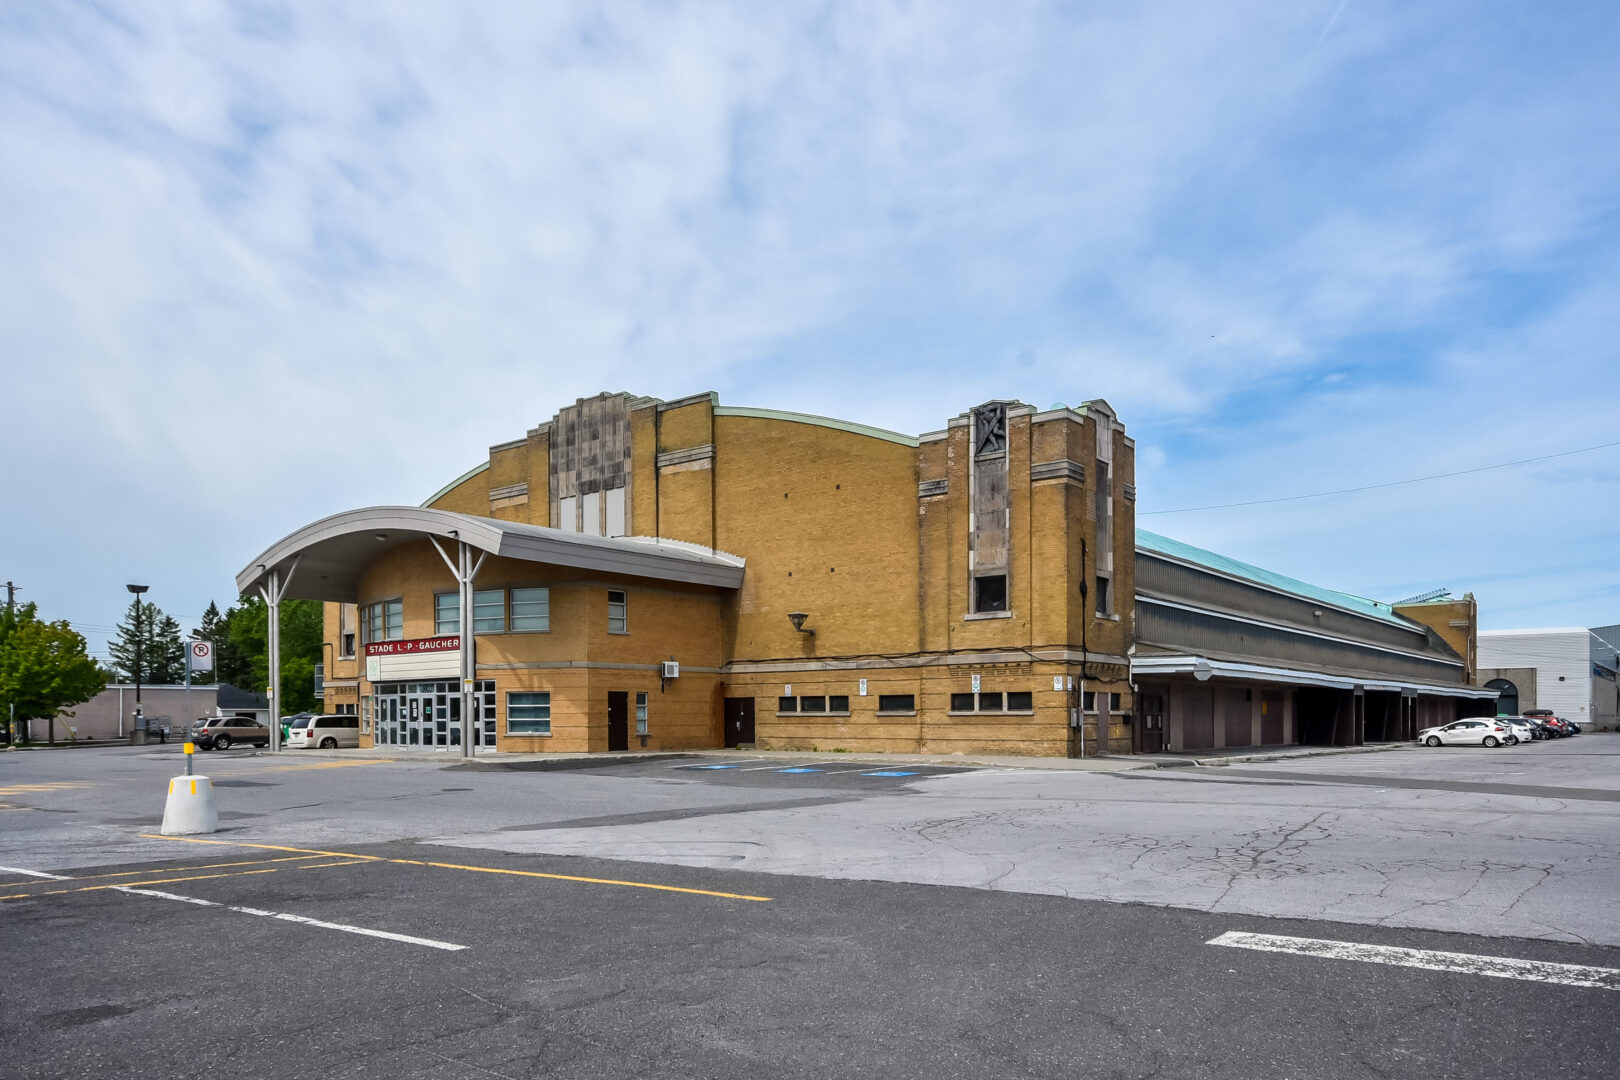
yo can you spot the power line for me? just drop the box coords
[1139,438,1620,516]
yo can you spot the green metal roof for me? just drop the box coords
[1136,528,1410,629]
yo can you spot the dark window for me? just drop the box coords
[1109,692,1121,711]
[951,693,976,712]
[778,697,798,713]
[341,632,356,657]
[975,575,1008,612]
[1006,691,1033,711]
[878,694,916,712]
[800,696,827,713]
[977,692,1004,712]
[1082,690,1097,711]
[828,696,850,713]
[1095,575,1111,615]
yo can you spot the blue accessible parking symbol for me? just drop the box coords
[778,767,822,773]
[863,770,917,777]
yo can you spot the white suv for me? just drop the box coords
[286,714,360,750]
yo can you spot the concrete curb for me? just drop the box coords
[1177,743,1416,768]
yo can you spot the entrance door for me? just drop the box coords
[607,692,629,752]
[724,697,755,748]
[1139,693,1165,753]
[1223,689,1252,748]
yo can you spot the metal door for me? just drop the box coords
[1138,693,1165,753]
[607,692,629,752]
[1182,688,1214,750]
[723,697,755,748]
[1260,691,1284,744]
[1223,689,1251,748]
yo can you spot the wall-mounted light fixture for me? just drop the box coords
[788,612,815,636]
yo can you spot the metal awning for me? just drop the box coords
[1130,655,1498,700]
[236,506,746,602]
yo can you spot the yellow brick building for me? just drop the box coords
[240,391,1136,757]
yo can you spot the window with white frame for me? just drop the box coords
[434,592,459,635]
[473,589,505,633]
[951,690,1033,714]
[607,590,628,634]
[635,691,648,735]
[510,588,550,632]
[507,692,551,735]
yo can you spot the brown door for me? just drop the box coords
[607,692,629,751]
[1139,693,1166,753]
[1182,689,1214,750]
[1260,691,1284,744]
[1223,689,1251,748]
[724,697,755,748]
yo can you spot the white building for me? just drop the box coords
[1478,628,1619,730]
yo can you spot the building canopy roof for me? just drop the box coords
[1136,528,1411,631]
[236,506,746,603]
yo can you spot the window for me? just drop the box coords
[473,590,505,633]
[635,691,648,735]
[1082,691,1096,712]
[777,696,851,715]
[435,592,459,635]
[507,692,551,735]
[1095,460,1112,531]
[605,487,626,538]
[878,694,916,713]
[510,588,550,632]
[975,574,1008,613]
[365,599,403,642]
[558,495,577,533]
[339,604,357,658]
[608,590,628,634]
[1109,692,1122,711]
[582,490,602,537]
[954,691,1033,713]
[1095,575,1111,616]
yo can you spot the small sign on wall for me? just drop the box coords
[784,684,791,696]
[971,674,981,692]
[1053,676,1063,691]
[859,679,868,696]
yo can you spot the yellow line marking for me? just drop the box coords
[0,782,93,796]
[139,835,772,902]
[0,868,280,901]
[0,855,323,889]
[296,859,373,870]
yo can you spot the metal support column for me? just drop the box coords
[431,536,486,758]
[256,557,299,754]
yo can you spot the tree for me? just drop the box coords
[0,603,106,744]
[150,613,186,684]
[224,596,324,715]
[108,599,168,686]
[196,600,252,689]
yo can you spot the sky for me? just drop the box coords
[2,1,1617,669]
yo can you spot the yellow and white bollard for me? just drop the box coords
[161,743,218,835]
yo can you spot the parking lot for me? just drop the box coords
[3,738,1618,1078]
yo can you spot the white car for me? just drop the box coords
[1498,718,1537,745]
[1417,719,1512,748]
[285,714,360,749]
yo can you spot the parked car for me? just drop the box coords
[1518,718,1551,740]
[194,716,270,750]
[1417,719,1513,747]
[1540,717,1572,738]
[1523,708,1556,721]
[279,712,313,742]
[1494,718,1529,745]
[285,714,360,750]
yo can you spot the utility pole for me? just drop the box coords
[4,581,16,613]
[127,584,149,745]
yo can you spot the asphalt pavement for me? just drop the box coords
[2,738,1617,1078]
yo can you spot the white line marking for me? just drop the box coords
[0,865,70,880]
[1208,931,1620,990]
[111,886,466,951]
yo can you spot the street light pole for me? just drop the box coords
[127,584,149,746]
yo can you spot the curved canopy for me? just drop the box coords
[236,506,745,602]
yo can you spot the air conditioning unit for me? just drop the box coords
[661,661,680,679]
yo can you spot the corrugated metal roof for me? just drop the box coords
[1136,528,1410,630]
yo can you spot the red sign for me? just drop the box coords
[364,636,460,657]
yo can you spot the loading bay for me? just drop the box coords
[2,740,1617,1079]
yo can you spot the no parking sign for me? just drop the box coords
[188,640,214,673]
